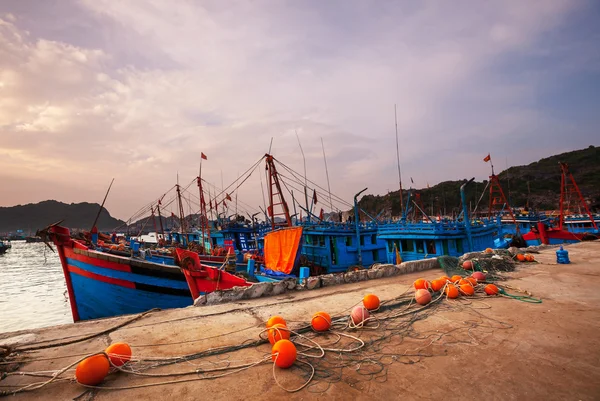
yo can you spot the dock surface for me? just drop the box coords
[2,242,600,400]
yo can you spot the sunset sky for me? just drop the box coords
[1,1,599,220]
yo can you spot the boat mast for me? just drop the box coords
[198,156,211,252]
[265,154,292,230]
[321,137,334,217]
[156,195,165,240]
[559,162,597,230]
[486,154,517,232]
[91,178,114,231]
[394,104,404,218]
[295,131,310,223]
[175,174,188,245]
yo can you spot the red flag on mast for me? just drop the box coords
[312,189,318,204]
[483,154,491,162]
[201,152,208,160]
[225,193,232,201]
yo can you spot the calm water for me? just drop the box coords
[0,241,72,334]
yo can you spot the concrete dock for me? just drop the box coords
[1,242,600,400]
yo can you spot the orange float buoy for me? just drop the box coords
[415,289,432,305]
[485,248,493,254]
[451,275,462,283]
[445,284,459,299]
[75,354,110,386]
[268,323,290,344]
[311,311,331,332]
[458,278,469,286]
[439,275,451,282]
[462,260,473,270]
[266,315,286,328]
[271,339,297,368]
[363,294,380,310]
[484,284,499,295]
[459,283,475,296]
[105,342,132,367]
[526,254,535,262]
[350,306,370,325]
[430,279,444,292]
[516,254,525,262]
[413,278,430,290]
[471,271,486,282]
[466,277,478,286]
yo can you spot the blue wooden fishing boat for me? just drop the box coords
[562,214,599,236]
[499,210,550,236]
[299,221,387,273]
[378,179,508,262]
[251,156,390,280]
[378,219,501,262]
[42,224,250,322]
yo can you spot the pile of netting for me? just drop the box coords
[0,277,541,397]
[437,249,518,281]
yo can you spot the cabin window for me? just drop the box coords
[372,249,379,261]
[345,236,352,247]
[416,241,425,253]
[305,236,313,245]
[442,240,449,255]
[318,236,325,247]
[426,240,436,254]
[401,239,414,253]
[371,234,377,245]
[360,235,365,246]
[456,239,463,254]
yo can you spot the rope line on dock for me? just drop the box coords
[1,277,542,396]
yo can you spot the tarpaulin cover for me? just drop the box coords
[264,226,303,274]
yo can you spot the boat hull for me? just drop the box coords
[48,226,191,322]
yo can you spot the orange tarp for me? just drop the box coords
[263,227,303,274]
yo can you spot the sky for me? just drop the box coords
[1,0,599,221]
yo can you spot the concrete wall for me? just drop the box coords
[195,257,440,306]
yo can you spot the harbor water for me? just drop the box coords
[0,241,72,334]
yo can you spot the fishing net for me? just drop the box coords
[437,250,516,281]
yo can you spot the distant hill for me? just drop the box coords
[357,145,600,219]
[0,200,126,234]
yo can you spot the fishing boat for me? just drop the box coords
[562,214,600,236]
[521,162,597,245]
[499,210,549,236]
[252,155,389,279]
[378,178,507,262]
[299,221,387,273]
[175,248,251,300]
[0,239,11,254]
[41,224,250,322]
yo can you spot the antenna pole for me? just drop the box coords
[295,130,310,222]
[394,104,404,216]
[91,178,114,231]
[321,137,334,215]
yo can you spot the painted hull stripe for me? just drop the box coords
[66,258,189,290]
[64,248,131,272]
[65,248,186,282]
[68,265,135,289]
[67,265,191,297]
